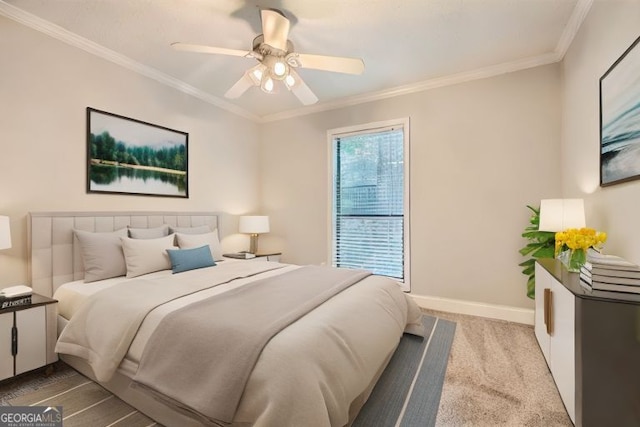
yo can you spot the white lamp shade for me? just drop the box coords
[538,199,586,232]
[0,216,11,250]
[239,216,270,234]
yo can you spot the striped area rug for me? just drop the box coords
[5,315,455,427]
[353,316,456,427]
[6,373,156,426]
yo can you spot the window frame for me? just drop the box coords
[327,118,411,291]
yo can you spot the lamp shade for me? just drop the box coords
[239,216,270,234]
[538,199,586,232]
[0,216,11,250]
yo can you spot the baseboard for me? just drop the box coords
[410,294,535,325]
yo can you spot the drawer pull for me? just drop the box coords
[544,288,553,335]
[11,326,17,356]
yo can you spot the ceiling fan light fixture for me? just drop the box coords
[251,68,263,82]
[284,73,296,89]
[262,55,288,81]
[273,60,287,77]
[249,64,266,85]
[174,8,362,105]
[260,71,276,94]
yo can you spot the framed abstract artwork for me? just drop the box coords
[86,108,189,197]
[600,35,640,186]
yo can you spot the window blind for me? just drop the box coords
[332,127,405,281]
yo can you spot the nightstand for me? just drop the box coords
[251,252,282,262]
[0,293,58,381]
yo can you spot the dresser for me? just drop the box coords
[535,259,640,426]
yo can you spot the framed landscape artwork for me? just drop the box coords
[87,108,189,198]
[600,35,640,186]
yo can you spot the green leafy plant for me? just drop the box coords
[519,205,555,299]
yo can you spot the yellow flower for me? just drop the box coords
[554,227,607,256]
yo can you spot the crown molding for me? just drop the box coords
[261,52,561,123]
[0,1,259,122]
[555,0,594,59]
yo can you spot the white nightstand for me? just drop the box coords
[0,293,58,381]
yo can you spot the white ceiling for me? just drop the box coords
[1,0,591,122]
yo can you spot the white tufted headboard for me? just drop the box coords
[28,211,220,297]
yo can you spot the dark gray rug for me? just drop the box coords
[353,316,456,427]
[1,315,455,426]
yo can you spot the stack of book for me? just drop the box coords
[223,252,256,259]
[0,285,33,310]
[0,295,33,310]
[579,249,640,294]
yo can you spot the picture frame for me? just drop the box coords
[87,107,189,198]
[600,35,640,187]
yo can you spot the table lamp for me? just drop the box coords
[239,215,270,254]
[538,199,585,232]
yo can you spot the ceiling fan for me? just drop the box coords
[171,8,365,105]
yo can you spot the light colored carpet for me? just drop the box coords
[424,309,573,427]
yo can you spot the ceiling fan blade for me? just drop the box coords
[224,73,254,99]
[261,9,290,51]
[171,42,251,58]
[288,69,318,105]
[294,53,365,75]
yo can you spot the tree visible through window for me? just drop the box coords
[330,120,409,290]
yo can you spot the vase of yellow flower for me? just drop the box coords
[554,228,607,272]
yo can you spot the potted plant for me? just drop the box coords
[519,205,555,299]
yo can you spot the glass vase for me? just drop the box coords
[558,248,586,273]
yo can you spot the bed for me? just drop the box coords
[28,211,424,427]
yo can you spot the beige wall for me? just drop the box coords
[0,17,261,286]
[561,1,640,263]
[260,64,562,309]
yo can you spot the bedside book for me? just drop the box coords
[585,250,640,271]
[0,295,33,310]
[223,252,256,259]
[0,285,32,298]
[580,266,640,286]
[580,275,640,294]
[589,282,640,294]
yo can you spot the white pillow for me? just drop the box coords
[176,231,223,261]
[74,228,128,283]
[128,224,170,239]
[121,234,177,278]
[169,225,211,235]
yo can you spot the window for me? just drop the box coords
[328,118,410,291]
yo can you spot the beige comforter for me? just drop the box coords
[56,261,286,382]
[55,262,424,426]
[135,266,373,426]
